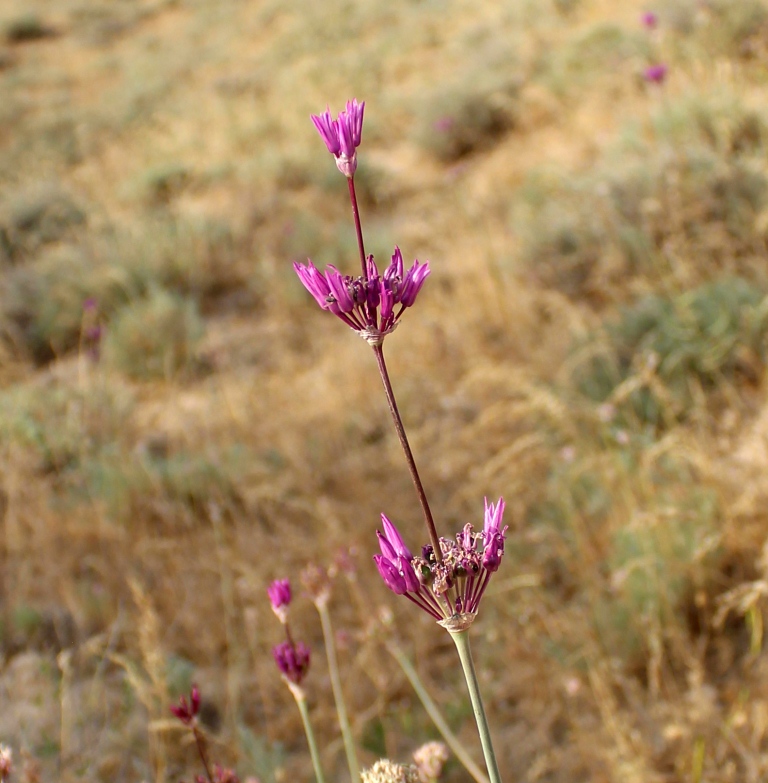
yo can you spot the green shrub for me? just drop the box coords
[573,276,768,426]
[4,14,55,43]
[104,289,204,380]
[516,91,768,301]
[535,23,650,98]
[0,183,85,263]
[413,81,518,163]
[0,244,135,362]
[0,378,135,476]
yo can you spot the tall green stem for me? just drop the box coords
[386,641,490,783]
[449,630,504,783]
[289,683,327,783]
[317,601,360,782]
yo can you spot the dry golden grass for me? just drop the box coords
[2,0,768,781]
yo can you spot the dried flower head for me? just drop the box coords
[301,563,332,607]
[362,759,420,783]
[170,685,201,726]
[311,99,365,178]
[294,247,430,346]
[412,742,449,783]
[272,639,311,685]
[267,579,292,623]
[373,498,507,629]
[0,745,11,781]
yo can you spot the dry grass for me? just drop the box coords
[2,0,768,781]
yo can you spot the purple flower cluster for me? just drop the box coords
[374,499,507,626]
[294,248,430,346]
[641,11,658,29]
[268,578,292,623]
[644,63,668,84]
[311,99,365,178]
[170,685,201,726]
[272,639,311,685]
[267,578,312,686]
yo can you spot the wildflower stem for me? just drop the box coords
[348,177,368,280]
[386,640,490,783]
[449,630,504,783]
[372,344,443,561]
[289,683,327,783]
[317,600,360,782]
[192,726,215,783]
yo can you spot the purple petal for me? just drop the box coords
[325,267,355,313]
[399,261,430,307]
[384,247,404,282]
[377,530,398,561]
[294,261,331,309]
[483,497,506,537]
[381,513,412,559]
[345,99,365,147]
[482,531,506,573]
[396,554,420,593]
[311,109,341,156]
[374,554,408,594]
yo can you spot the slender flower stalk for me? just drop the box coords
[373,344,442,560]
[302,101,436,558]
[386,640,490,783]
[316,599,360,782]
[289,681,327,783]
[302,565,360,783]
[449,631,503,783]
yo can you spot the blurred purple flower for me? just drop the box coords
[294,247,430,346]
[83,297,98,311]
[641,11,658,28]
[373,498,508,627]
[643,64,668,84]
[311,99,365,178]
[272,639,311,685]
[170,685,201,726]
[433,116,454,133]
[268,578,292,623]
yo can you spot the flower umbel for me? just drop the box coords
[294,248,430,346]
[311,99,365,178]
[267,578,292,623]
[273,639,311,685]
[170,684,201,726]
[373,498,507,630]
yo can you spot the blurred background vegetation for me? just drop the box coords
[2,0,768,781]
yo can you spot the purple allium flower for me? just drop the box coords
[373,499,508,627]
[641,11,658,28]
[272,639,311,685]
[643,64,668,84]
[294,247,430,346]
[213,765,240,783]
[268,578,292,623]
[311,99,365,178]
[170,684,201,725]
